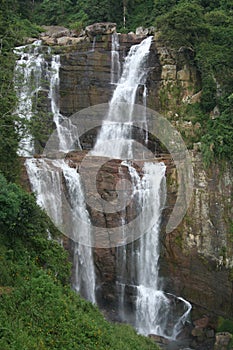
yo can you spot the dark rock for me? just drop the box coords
[191,326,205,339]
[193,316,210,329]
[206,329,215,338]
[148,334,169,345]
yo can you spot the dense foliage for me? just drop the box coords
[0,0,40,181]
[156,0,233,165]
[0,173,159,349]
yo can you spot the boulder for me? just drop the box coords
[210,105,220,119]
[148,26,156,35]
[191,326,205,339]
[41,25,70,38]
[177,66,191,81]
[41,36,56,45]
[161,64,176,80]
[69,37,87,45]
[135,26,148,36]
[57,36,72,46]
[193,315,210,328]
[85,22,116,37]
[25,37,38,44]
[214,332,232,350]
[189,90,202,104]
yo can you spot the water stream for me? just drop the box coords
[93,35,192,339]
[16,40,94,302]
[25,157,96,303]
[14,41,81,155]
[14,40,47,156]
[92,36,153,159]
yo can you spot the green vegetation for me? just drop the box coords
[0,0,41,181]
[0,173,159,349]
[217,317,233,348]
[156,1,233,166]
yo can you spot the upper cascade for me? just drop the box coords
[14,40,47,156]
[14,40,81,156]
[92,36,153,159]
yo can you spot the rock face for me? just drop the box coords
[150,33,233,323]
[58,33,160,117]
[159,153,233,321]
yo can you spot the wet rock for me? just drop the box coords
[25,37,38,44]
[191,326,205,341]
[206,329,215,338]
[148,334,169,345]
[148,26,156,35]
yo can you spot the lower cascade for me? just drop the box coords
[115,161,191,339]
[25,158,96,304]
[21,34,192,340]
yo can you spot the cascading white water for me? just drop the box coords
[25,158,63,227]
[111,32,121,84]
[92,36,96,52]
[14,40,47,156]
[14,41,81,155]
[93,35,192,339]
[142,85,148,145]
[17,40,93,304]
[60,163,95,303]
[25,158,96,303]
[133,162,192,338]
[49,55,81,152]
[92,36,153,159]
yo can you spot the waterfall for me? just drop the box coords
[133,162,192,338]
[91,36,96,52]
[18,34,191,337]
[93,36,191,339]
[92,36,153,159]
[14,41,81,155]
[111,32,121,84]
[16,40,93,304]
[14,40,47,156]
[49,55,81,152]
[25,158,96,303]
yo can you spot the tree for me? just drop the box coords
[156,2,210,48]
